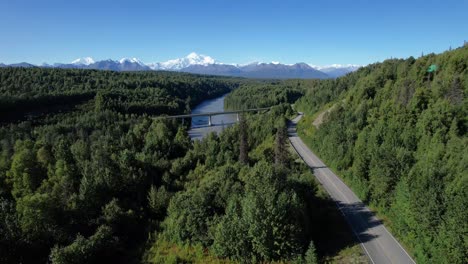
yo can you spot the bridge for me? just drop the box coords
[159,107,271,126]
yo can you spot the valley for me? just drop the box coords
[1,1,467,263]
[0,28,466,264]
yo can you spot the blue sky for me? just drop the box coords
[1,0,467,65]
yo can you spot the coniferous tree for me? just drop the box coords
[274,123,288,166]
[238,114,248,165]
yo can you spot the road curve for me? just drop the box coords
[288,114,415,264]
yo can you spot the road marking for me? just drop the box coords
[288,131,376,264]
[307,150,393,262]
[380,225,416,263]
[299,136,414,263]
[288,116,415,264]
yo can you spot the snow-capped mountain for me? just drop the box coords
[88,59,150,71]
[119,57,146,66]
[149,52,216,70]
[71,57,95,65]
[179,62,329,79]
[0,53,362,78]
[311,64,362,78]
[54,57,150,71]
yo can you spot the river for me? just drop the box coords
[188,93,237,140]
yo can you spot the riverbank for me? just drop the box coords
[188,93,237,140]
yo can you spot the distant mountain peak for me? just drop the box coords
[311,64,362,78]
[149,52,216,70]
[184,52,215,66]
[312,64,361,70]
[71,57,95,65]
[119,57,145,65]
[1,53,361,78]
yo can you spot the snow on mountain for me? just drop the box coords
[310,64,362,78]
[119,57,146,66]
[71,57,95,65]
[149,52,216,70]
[312,64,361,71]
[1,53,361,78]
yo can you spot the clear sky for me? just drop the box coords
[1,0,467,66]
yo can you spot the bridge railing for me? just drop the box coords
[153,107,271,126]
[161,107,271,119]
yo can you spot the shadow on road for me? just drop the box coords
[311,195,378,259]
[288,115,378,260]
[337,201,383,241]
[311,166,327,170]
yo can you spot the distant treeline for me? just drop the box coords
[224,80,305,110]
[0,68,240,121]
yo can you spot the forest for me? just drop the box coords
[225,45,467,263]
[0,68,239,122]
[295,46,467,263]
[1,45,466,264]
[0,68,242,263]
[224,79,305,110]
[0,68,345,263]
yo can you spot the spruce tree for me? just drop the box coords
[238,114,248,165]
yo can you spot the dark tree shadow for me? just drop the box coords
[309,196,379,260]
[287,117,379,260]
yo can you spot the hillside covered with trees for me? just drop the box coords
[1,45,465,263]
[0,68,357,263]
[0,68,240,122]
[222,46,467,263]
[295,46,467,263]
[0,69,243,263]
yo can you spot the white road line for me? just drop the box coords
[288,133,376,264]
[288,115,416,264]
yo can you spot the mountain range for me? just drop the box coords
[1,53,361,79]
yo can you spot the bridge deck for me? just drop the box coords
[159,107,271,119]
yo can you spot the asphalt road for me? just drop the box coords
[288,114,416,264]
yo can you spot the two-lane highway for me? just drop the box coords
[288,114,415,264]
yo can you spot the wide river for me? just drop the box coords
[188,93,237,140]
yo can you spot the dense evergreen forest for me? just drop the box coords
[0,68,239,122]
[0,68,343,263]
[295,46,467,263]
[144,106,328,263]
[227,45,467,263]
[224,80,305,110]
[0,69,242,263]
[1,46,466,263]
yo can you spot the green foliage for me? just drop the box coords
[238,114,248,164]
[6,140,44,199]
[147,185,172,218]
[0,67,239,121]
[305,241,318,264]
[149,107,321,263]
[0,69,242,263]
[212,162,304,262]
[225,80,304,109]
[145,237,233,264]
[297,45,468,263]
[164,189,217,246]
[275,121,289,166]
[49,225,119,264]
